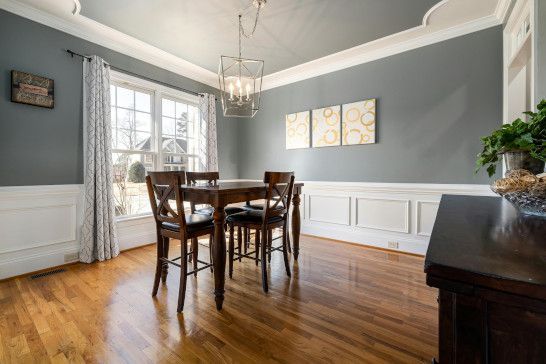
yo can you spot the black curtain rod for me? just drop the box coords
[66,49,217,101]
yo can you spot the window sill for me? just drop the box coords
[116,213,154,224]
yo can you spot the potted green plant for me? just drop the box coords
[476,99,546,177]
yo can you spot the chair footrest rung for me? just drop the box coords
[160,257,213,273]
[187,264,213,276]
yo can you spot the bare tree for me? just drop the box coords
[112,110,139,215]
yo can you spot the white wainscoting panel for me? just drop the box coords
[356,197,410,233]
[416,200,441,237]
[0,184,157,280]
[0,185,82,279]
[0,181,495,279]
[308,195,351,225]
[301,182,494,255]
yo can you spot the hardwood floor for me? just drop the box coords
[0,235,438,363]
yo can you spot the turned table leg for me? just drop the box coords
[212,207,226,310]
[291,192,301,260]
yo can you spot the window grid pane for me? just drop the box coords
[110,78,202,218]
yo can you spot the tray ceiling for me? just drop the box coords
[79,0,441,75]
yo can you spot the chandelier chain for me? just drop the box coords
[239,4,262,39]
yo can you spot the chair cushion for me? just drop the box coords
[227,210,283,225]
[243,197,283,211]
[195,206,214,215]
[195,206,245,216]
[161,214,213,233]
[242,203,264,210]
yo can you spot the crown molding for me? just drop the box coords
[1,0,506,92]
[423,0,449,26]
[71,0,80,15]
[261,13,502,91]
[0,0,218,88]
[494,0,515,23]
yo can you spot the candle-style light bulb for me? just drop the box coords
[229,82,234,100]
[245,83,251,100]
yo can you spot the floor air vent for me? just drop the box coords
[30,268,66,279]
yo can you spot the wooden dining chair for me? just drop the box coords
[146,171,214,312]
[227,171,295,292]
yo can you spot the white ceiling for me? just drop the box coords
[78,0,441,75]
[0,0,508,89]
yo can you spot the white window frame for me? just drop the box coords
[110,70,202,220]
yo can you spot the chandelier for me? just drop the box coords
[218,1,266,118]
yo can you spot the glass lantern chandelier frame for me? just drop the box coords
[218,11,265,118]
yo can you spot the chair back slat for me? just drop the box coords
[146,171,187,229]
[262,171,295,221]
[186,172,219,185]
[185,171,219,212]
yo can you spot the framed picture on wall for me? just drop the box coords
[11,70,54,109]
[342,98,376,145]
[286,110,310,149]
[312,105,341,148]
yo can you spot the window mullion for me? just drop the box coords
[156,91,163,171]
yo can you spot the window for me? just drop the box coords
[110,72,203,218]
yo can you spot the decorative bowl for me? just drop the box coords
[502,191,546,217]
[491,169,546,218]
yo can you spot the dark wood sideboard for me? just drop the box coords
[425,195,546,364]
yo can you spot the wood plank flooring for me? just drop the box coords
[0,235,438,363]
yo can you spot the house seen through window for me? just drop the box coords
[110,72,203,217]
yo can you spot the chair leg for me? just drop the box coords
[243,227,248,255]
[161,236,169,283]
[286,229,292,254]
[255,229,261,266]
[191,238,198,277]
[282,223,291,277]
[209,233,214,272]
[267,229,272,263]
[261,226,269,293]
[177,237,188,313]
[229,224,235,278]
[152,233,164,296]
[237,226,242,262]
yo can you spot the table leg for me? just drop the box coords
[212,207,226,310]
[291,192,301,260]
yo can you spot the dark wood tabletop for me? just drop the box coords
[181,181,304,192]
[425,194,546,300]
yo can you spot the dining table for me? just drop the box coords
[180,181,304,310]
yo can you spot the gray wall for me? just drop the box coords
[535,0,546,103]
[0,10,239,186]
[238,26,503,184]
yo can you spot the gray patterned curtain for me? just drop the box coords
[198,94,218,172]
[80,55,119,263]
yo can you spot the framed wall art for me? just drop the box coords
[342,99,376,145]
[11,70,54,109]
[312,105,341,148]
[286,111,310,149]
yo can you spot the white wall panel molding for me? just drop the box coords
[0,184,157,279]
[355,197,410,234]
[0,184,82,279]
[0,181,495,277]
[308,195,351,226]
[301,181,494,255]
[415,200,441,237]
